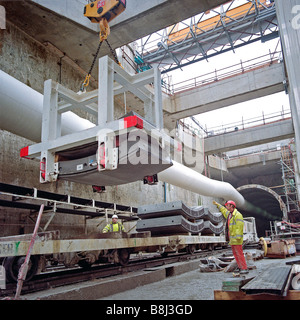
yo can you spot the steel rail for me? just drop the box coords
[1,247,230,298]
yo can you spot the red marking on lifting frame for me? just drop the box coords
[177,142,182,152]
[124,115,144,129]
[20,146,29,158]
[99,143,106,168]
[40,159,46,181]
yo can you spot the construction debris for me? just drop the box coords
[215,257,300,300]
[199,250,263,273]
[199,256,227,272]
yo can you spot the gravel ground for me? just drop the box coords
[100,253,299,300]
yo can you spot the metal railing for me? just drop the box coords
[162,51,282,95]
[224,146,283,161]
[204,108,291,137]
[136,0,277,73]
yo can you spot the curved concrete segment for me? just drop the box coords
[138,200,223,224]
[137,201,224,236]
[59,135,172,186]
[136,215,224,236]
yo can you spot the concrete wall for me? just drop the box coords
[204,118,294,155]
[31,0,229,45]
[1,0,229,79]
[163,61,285,129]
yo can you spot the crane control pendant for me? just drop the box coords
[84,0,126,24]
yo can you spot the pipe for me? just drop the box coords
[0,70,275,219]
[0,70,94,142]
[158,161,276,219]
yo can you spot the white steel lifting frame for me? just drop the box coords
[21,56,169,183]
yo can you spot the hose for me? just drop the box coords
[259,237,268,256]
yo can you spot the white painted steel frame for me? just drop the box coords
[24,56,165,182]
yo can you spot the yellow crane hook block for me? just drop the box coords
[84,0,126,24]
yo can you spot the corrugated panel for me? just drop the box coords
[241,266,291,295]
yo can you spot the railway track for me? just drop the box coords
[1,247,230,298]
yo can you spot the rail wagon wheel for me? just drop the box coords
[200,244,207,250]
[186,244,196,254]
[3,255,39,283]
[117,248,130,266]
[78,259,93,269]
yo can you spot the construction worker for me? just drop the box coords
[213,200,248,274]
[102,214,125,233]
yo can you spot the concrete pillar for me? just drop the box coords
[275,0,300,189]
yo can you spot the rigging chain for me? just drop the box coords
[80,39,121,92]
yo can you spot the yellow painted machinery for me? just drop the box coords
[84,0,126,24]
[81,0,126,91]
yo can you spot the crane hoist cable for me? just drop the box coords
[79,21,122,92]
[80,0,126,92]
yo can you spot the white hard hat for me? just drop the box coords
[112,214,118,219]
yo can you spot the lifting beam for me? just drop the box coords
[20,56,171,185]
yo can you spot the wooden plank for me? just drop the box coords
[222,276,254,292]
[214,290,300,300]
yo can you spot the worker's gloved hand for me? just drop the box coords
[213,200,220,208]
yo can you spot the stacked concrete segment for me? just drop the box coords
[136,201,224,236]
[136,215,224,235]
[138,200,223,223]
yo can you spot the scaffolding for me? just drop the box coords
[280,143,300,221]
[135,0,278,73]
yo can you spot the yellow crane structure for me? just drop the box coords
[81,0,126,91]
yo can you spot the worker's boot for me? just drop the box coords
[240,269,249,274]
